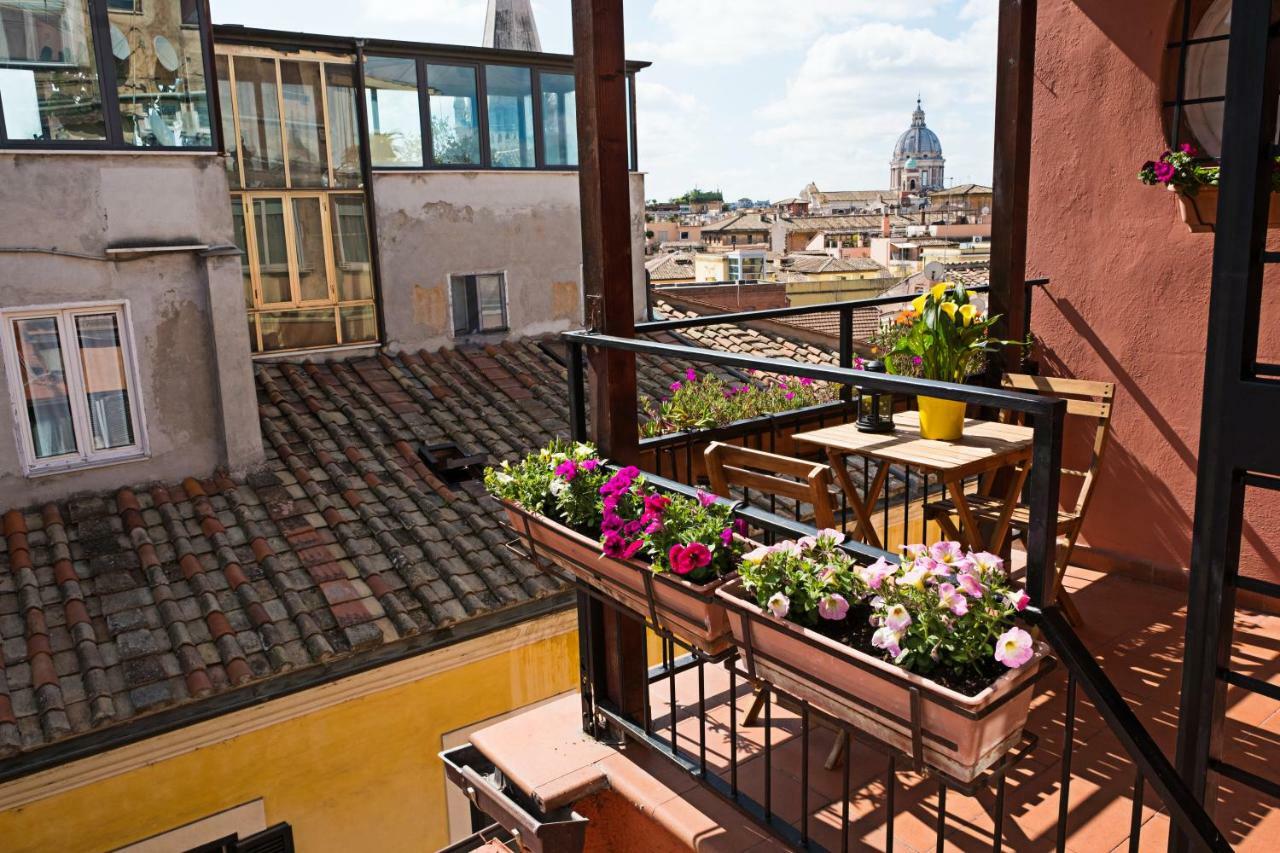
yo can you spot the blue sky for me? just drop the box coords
[210,0,996,202]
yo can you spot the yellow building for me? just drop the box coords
[773,255,898,306]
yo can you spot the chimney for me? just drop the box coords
[881,212,891,238]
[483,0,542,52]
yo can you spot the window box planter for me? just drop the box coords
[500,499,736,656]
[715,577,1049,783]
[1176,186,1280,233]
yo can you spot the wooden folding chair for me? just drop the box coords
[926,374,1116,626]
[703,442,849,768]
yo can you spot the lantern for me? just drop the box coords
[856,359,895,433]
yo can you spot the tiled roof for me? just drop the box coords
[650,300,837,364]
[700,213,772,233]
[644,253,696,282]
[0,322,849,763]
[811,190,892,203]
[778,214,912,232]
[778,255,886,274]
[772,309,883,341]
[928,183,993,197]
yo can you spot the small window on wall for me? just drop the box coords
[0,304,146,476]
[451,273,507,335]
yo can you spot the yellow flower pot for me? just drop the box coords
[917,396,966,440]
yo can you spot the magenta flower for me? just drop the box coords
[733,518,749,536]
[644,494,671,516]
[799,376,813,386]
[554,459,578,481]
[580,459,600,472]
[1179,142,1197,156]
[994,627,1035,668]
[818,593,850,621]
[670,380,682,392]
[720,527,734,546]
[1007,589,1030,612]
[784,391,796,401]
[1153,160,1176,183]
[668,542,712,575]
[696,489,717,508]
[685,367,697,382]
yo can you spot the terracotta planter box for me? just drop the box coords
[1177,186,1280,233]
[716,578,1047,783]
[639,404,852,485]
[501,500,735,656]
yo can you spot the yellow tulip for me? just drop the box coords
[940,301,958,321]
[911,294,927,315]
[959,304,977,325]
[930,282,950,301]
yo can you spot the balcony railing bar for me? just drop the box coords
[1209,757,1280,801]
[1235,573,1280,600]
[1220,668,1280,702]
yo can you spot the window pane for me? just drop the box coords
[252,197,291,303]
[280,60,328,186]
[12,317,76,459]
[258,308,338,352]
[75,314,135,451]
[339,305,377,344]
[0,0,106,142]
[626,74,635,171]
[235,57,285,187]
[426,63,480,166]
[110,0,211,148]
[230,196,253,308]
[215,54,239,184]
[486,65,533,168]
[540,72,576,167]
[451,276,470,334]
[364,56,421,167]
[331,196,373,300]
[292,197,329,302]
[476,274,506,330]
[325,64,362,187]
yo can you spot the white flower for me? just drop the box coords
[549,478,568,496]
[741,545,772,565]
[766,592,790,619]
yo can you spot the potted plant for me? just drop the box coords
[884,282,1013,440]
[1138,144,1280,233]
[639,368,843,483]
[486,442,745,655]
[716,537,1048,782]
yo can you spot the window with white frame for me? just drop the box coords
[450,273,508,336]
[1,303,146,474]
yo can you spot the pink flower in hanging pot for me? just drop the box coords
[766,592,790,619]
[818,593,850,621]
[994,626,1035,668]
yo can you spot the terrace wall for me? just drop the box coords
[0,153,262,507]
[1027,0,1280,585]
[372,170,647,351]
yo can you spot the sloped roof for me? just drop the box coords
[645,253,696,281]
[811,190,892,204]
[700,213,772,233]
[779,255,886,274]
[778,214,912,233]
[929,183,993,197]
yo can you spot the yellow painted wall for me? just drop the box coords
[785,277,887,305]
[693,254,727,283]
[0,618,582,853]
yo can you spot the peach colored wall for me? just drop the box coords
[1027,0,1280,581]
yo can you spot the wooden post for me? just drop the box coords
[571,0,646,725]
[989,0,1037,374]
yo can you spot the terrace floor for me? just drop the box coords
[468,564,1280,852]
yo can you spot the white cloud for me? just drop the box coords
[632,0,950,66]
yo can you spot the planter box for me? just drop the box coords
[716,578,1047,783]
[501,500,735,656]
[640,402,853,485]
[1177,186,1280,233]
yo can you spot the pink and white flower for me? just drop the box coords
[994,627,1035,668]
[817,593,850,621]
[971,552,1005,575]
[796,535,818,551]
[956,572,984,598]
[767,592,790,619]
[1006,588,1030,612]
[900,565,929,590]
[741,545,772,565]
[816,528,846,546]
[930,541,965,565]
[901,544,929,561]
[872,626,902,657]
[884,603,912,632]
[857,557,894,589]
[937,583,969,616]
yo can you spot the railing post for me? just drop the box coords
[567,340,587,442]
[1024,399,1064,609]
[839,306,854,404]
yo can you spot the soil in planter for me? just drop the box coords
[806,605,1010,698]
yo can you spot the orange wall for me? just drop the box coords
[1026,0,1280,581]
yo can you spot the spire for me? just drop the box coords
[483,0,543,52]
[911,96,926,128]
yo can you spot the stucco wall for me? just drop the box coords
[1027,0,1280,581]
[0,153,262,507]
[372,170,647,352]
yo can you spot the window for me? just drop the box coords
[486,65,533,168]
[426,63,480,166]
[364,55,422,167]
[0,0,107,142]
[539,71,576,166]
[451,273,507,335]
[109,0,212,148]
[280,60,329,187]
[325,64,362,187]
[1,303,146,474]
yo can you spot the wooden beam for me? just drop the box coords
[571,0,646,727]
[989,0,1037,373]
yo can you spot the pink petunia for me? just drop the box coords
[1007,589,1030,612]
[994,627,1035,668]
[684,542,712,569]
[858,557,895,590]
[818,593,850,621]
[668,544,692,575]
[937,583,969,616]
[929,541,964,565]
[872,626,901,657]
[884,603,912,632]
[720,528,734,546]
[696,490,718,508]
[554,459,578,481]
[956,572,984,598]
[670,381,682,392]
[685,367,697,382]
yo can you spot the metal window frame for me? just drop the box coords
[421,59,486,170]
[449,271,510,337]
[0,300,150,477]
[0,0,221,152]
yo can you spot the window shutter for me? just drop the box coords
[235,823,295,853]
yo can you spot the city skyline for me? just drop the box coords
[210,0,997,201]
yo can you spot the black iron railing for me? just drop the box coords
[549,322,1231,852]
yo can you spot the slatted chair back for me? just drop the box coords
[1000,373,1116,519]
[703,442,837,530]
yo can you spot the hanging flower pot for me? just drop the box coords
[1139,144,1280,233]
[1174,186,1280,234]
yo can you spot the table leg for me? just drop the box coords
[826,449,888,549]
[988,463,1031,555]
[945,478,987,552]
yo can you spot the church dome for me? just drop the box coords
[893,98,942,159]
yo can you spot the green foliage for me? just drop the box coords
[484,441,608,531]
[737,531,865,626]
[640,369,836,438]
[885,282,1015,383]
[672,188,724,204]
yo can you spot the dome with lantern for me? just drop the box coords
[891,97,945,194]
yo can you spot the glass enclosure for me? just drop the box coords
[364,55,422,167]
[0,0,106,142]
[426,63,480,166]
[485,65,534,168]
[109,0,211,147]
[540,72,576,167]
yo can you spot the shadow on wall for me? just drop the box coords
[1037,293,1279,576]
[1073,0,1172,81]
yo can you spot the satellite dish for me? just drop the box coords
[110,25,131,60]
[154,35,179,72]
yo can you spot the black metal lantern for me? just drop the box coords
[856,359,895,433]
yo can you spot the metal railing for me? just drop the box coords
[548,312,1231,852]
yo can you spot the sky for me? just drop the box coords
[210,0,997,202]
